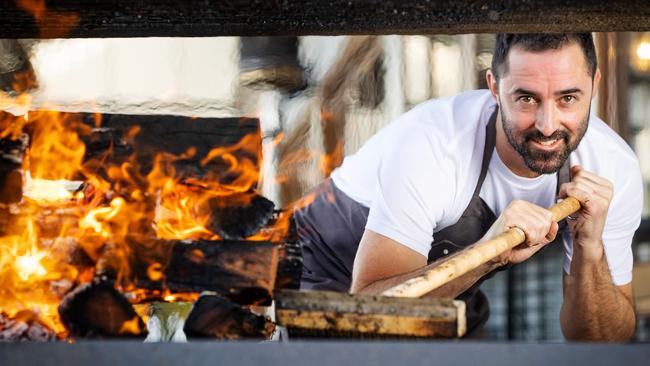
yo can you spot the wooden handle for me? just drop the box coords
[381,197,581,298]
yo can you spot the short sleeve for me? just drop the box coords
[364,128,454,257]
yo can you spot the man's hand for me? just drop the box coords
[481,199,558,266]
[556,166,635,341]
[559,165,613,263]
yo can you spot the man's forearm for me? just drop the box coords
[560,242,636,341]
[352,255,504,298]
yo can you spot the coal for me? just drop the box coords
[0,311,57,342]
[183,294,275,340]
[58,280,147,339]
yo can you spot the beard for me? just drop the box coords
[500,107,588,174]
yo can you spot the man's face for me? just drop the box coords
[493,43,597,175]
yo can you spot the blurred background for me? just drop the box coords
[1,33,649,341]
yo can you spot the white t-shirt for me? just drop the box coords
[331,90,643,285]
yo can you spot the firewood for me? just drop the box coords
[76,113,261,182]
[96,237,281,305]
[183,294,275,340]
[0,310,57,342]
[58,280,147,338]
[203,192,275,240]
[0,133,28,204]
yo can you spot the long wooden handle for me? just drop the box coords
[381,197,581,298]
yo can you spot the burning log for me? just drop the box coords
[0,310,57,342]
[82,127,133,164]
[58,280,147,338]
[0,133,28,204]
[202,192,276,240]
[77,113,261,182]
[97,238,287,305]
[183,294,275,340]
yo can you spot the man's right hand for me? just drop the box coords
[482,199,559,266]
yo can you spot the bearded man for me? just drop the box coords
[293,33,642,341]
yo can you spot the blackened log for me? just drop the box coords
[204,193,275,240]
[0,311,57,342]
[0,133,27,204]
[75,113,261,184]
[275,217,302,290]
[97,237,280,305]
[58,280,147,338]
[183,295,275,340]
[2,1,650,38]
[276,241,303,291]
[18,110,260,186]
[82,127,132,162]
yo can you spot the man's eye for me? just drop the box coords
[518,96,535,104]
[561,95,577,104]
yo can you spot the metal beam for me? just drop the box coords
[2,1,650,38]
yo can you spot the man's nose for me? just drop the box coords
[535,103,560,137]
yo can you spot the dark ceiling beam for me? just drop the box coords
[1,1,650,38]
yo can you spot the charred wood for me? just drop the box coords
[183,294,275,340]
[0,311,57,342]
[58,280,146,339]
[203,193,275,240]
[76,113,261,184]
[276,240,302,291]
[275,218,302,290]
[2,1,650,37]
[0,133,27,204]
[97,237,281,305]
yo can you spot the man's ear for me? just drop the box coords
[486,69,499,102]
[592,68,602,100]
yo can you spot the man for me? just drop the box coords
[294,33,642,341]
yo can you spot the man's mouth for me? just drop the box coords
[529,138,562,150]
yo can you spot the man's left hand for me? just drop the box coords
[559,165,613,263]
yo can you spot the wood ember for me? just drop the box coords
[0,310,57,342]
[97,237,282,306]
[204,192,276,240]
[183,294,275,340]
[58,280,147,339]
[0,133,28,204]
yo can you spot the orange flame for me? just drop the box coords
[0,86,304,338]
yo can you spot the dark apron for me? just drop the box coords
[293,109,571,335]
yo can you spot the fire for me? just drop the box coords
[15,253,47,281]
[0,93,297,338]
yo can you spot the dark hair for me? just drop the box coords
[491,33,597,81]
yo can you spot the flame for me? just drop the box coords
[119,316,144,336]
[0,87,301,338]
[0,213,77,335]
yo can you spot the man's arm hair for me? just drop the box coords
[350,229,502,297]
[560,254,636,341]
